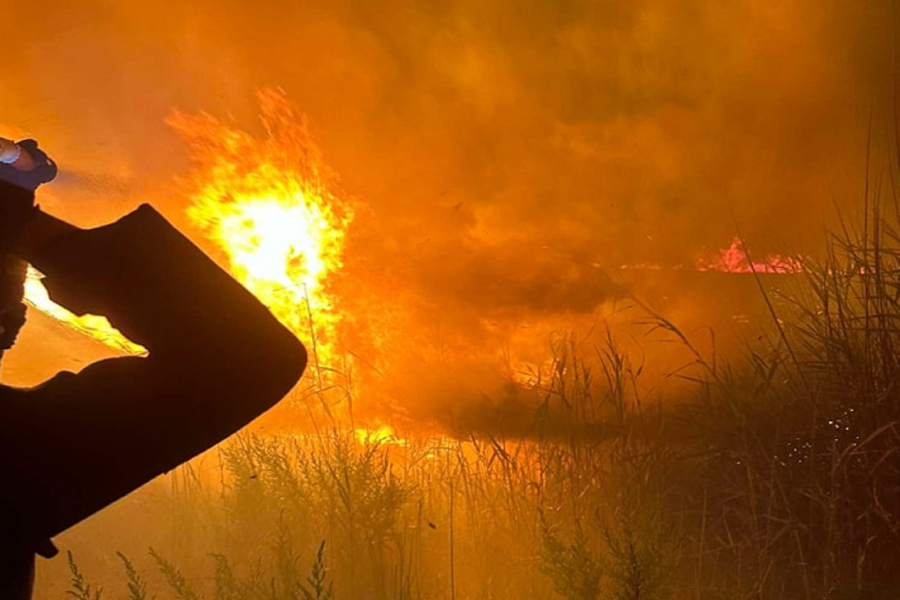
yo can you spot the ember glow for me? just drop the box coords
[696,237,803,274]
[619,237,803,274]
[354,424,408,446]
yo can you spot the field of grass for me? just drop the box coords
[46,148,900,600]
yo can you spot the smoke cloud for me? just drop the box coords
[4,0,899,431]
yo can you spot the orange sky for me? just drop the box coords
[3,0,899,429]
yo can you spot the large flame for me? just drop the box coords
[170,89,354,370]
[23,90,354,375]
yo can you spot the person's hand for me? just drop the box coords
[0,139,58,191]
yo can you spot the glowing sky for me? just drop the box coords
[3,0,899,424]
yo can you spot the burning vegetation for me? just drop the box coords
[20,90,807,438]
[6,2,900,597]
[26,91,354,366]
[168,89,355,375]
[26,90,900,600]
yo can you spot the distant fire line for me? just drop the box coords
[620,237,804,274]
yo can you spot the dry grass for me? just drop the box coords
[62,134,900,600]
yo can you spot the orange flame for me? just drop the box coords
[695,237,802,274]
[23,90,354,374]
[169,89,354,370]
[619,238,803,274]
[354,424,408,446]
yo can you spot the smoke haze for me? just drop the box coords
[4,0,900,429]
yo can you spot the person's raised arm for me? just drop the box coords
[9,209,76,261]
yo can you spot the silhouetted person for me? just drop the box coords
[0,139,307,599]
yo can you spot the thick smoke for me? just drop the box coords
[4,0,899,430]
